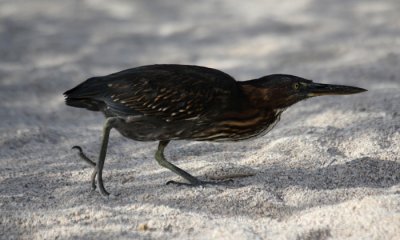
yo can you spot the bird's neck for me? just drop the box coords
[239,82,273,109]
[206,83,283,141]
[216,83,284,124]
[238,81,292,110]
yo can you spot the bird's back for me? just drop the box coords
[64,64,241,121]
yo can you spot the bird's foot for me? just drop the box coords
[72,146,96,167]
[166,179,233,187]
[72,146,114,197]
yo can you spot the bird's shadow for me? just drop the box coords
[110,156,400,220]
[254,157,399,190]
[140,156,400,191]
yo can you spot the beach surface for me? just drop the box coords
[0,0,399,239]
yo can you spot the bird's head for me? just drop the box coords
[244,74,367,109]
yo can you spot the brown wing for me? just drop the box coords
[101,65,239,121]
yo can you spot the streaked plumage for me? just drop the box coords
[64,64,366,196]
[65,65,239,119]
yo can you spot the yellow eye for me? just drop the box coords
[293,83,300,90]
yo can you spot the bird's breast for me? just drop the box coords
[190,109,283,141]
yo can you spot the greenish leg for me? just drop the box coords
[74,115,146,195]
[73,117,119,196]
[155,140,222,186]
[72,146,97,190]
[92,117,120,196]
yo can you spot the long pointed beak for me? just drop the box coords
[307,82,367,97]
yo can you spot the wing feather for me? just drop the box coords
[100,65,238,121]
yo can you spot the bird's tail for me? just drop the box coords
[63,77,105,111]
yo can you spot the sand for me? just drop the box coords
[0,0,399,239]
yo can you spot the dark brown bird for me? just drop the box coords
[64,64,366,196]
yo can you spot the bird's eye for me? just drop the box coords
[293,83,300,90]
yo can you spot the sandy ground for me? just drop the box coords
[1,0,399,239]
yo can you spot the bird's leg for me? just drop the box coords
[88,117,120,196]
[155,140,201,185]
[72,146,97,190]
[73,115,145,196]
[155,141,226,186]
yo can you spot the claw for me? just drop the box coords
[72,145,96,167]
[72,145,82,152]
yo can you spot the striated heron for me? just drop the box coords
[64,64,367,196]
